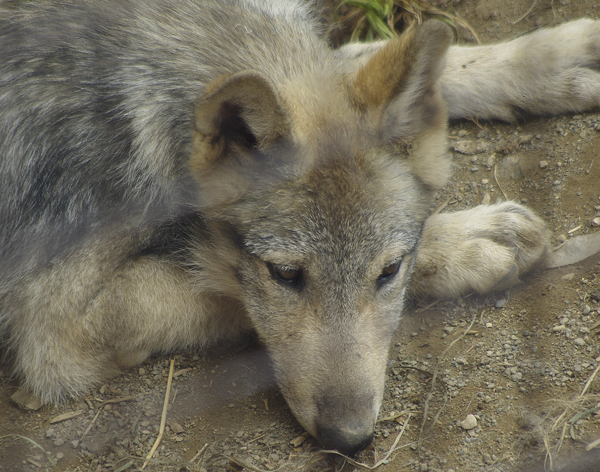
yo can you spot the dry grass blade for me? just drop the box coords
[581,362,600,397]
[191,443,209,463]
[322,413,412,470]
[81,407,103,442]
[586,436,600,452]
[493,164,509,201]
[102,395,137,404]
[142,358,175,469]
[542,362,600,466]
[50,409,84,424]
[419,312,477,444]
[378,409,411,422]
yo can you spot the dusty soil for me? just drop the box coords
[2,1,600,471]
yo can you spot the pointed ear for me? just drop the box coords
[190,71,290,174]
[351,21,453,189]
[351,21,452,135]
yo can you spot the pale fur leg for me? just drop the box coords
[410,202,550,299]
[442,19,600,121]
[5,242,248,404]
[337,19,600,121]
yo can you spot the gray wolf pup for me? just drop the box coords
[1,0,600,455]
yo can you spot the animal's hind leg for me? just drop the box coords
[5,240,248,404]
[442,19,600,121]
[337,19,600,121]
[410,201,550,299]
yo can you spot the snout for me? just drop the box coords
[315,391,376,456]
[317,422,374,456]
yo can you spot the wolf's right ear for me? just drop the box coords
[351,21,453,190]
[190,71,290,174]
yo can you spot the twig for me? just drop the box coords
[466,117,485,129]
[586,436,600,451]
[430,197,450,217]
[494,164,509,201]
[415,298,441,314]
[80,407,103,441]
[378,409,411,423]
[247,432,267,444]
[191,443,209,463]
[425,390,449,436]
[580,362,600,397]
[142,358,175,469]
[586,158,595,174]
[102,395,137,404]
[50,409,84,424]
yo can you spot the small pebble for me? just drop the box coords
[495,299,507,308]
[169,422,184,434]
[583,305,591,315]
[511,372,523,382]
[574,338,586,346]
[460,414,478,430]
[539,160,548,169]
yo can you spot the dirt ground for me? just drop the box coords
[2,1,600,471]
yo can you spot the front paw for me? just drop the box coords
[410,202,549,299]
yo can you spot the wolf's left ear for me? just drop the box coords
[190,71,290,174]
[351,21,453,189]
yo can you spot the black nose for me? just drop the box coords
[317,423,374,456]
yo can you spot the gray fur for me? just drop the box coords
[1,0,598,455]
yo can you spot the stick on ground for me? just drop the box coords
[142,358,175,469]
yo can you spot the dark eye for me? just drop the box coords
[377,260,402,287]
[267,262,302,287]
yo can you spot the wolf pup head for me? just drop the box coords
[189,21,453,456]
